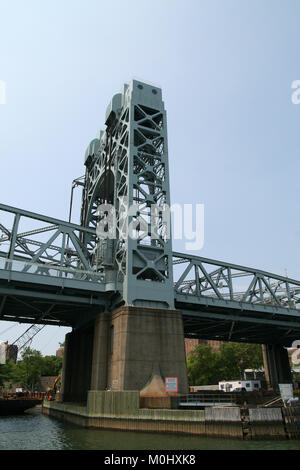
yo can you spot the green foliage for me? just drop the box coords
[218,342,263,381]
[13,347,43,391]
[0,359,16,387]
[187,345,220,386]
[0,347,63,391]
[187,342,263,386]
[40,355,62,377]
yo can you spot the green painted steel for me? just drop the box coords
[82,80,174,308]
[0,80,300,345]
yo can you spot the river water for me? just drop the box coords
[0,406,299,450]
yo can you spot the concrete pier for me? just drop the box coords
[61,306,189,403]
[43,391,206,436]
[105,306,188,393]
[263,344,292,390]
[43,391,300,439]
[90,312,111,391]
[60,326,94,403]
[54,308,299,441]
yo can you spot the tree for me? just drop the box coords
[218,342,263,381]
[187,344,221,386]
[0,359,16,388]
[40,355,62,376]
[0,348,63,392]
[187,342,264,385]
[14,347,43,391]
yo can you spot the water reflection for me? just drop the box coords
[0,407,299,450]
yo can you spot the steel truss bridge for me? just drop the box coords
[1,202,300,347]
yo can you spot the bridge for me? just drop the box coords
[0,79,298,401]
[1,203,300,345]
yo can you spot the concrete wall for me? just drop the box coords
[88,390,140,417]
[263,344,293,390]
[205,407,243,438]
[61,326,94,403]
[249,408,286,439]
[107,306,189,393]
[90,312,111,391]
[43,391,300,440]
[44,390,206,435]
[60,306,189,404]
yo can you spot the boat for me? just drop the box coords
[0,393,43,415]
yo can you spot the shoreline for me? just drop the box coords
[42,391,300,440]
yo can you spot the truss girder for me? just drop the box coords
[0,203,108,285]
[173,252,300,312]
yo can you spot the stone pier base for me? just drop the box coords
[104,306,189,394]
[43,391,206,435]
[62,306,189,403]
[42,391,299,440]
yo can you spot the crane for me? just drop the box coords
[11,323,46,354]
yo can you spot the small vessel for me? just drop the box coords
[0,393,43,416]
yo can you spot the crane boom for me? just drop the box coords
[11,324,46,353]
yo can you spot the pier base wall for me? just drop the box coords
[248,408,286,439]
[42,391,300,440]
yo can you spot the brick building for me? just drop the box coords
[6,344,18,363]
[56,347,64,358]
[185,338,223,358]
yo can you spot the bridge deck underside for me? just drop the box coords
[179,302,300,346]
[1,279,300,347]
[1,266,300,347]
[0,278,109,328]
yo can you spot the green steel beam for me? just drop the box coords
[173,251,300,286]
[181,309,300,330]
[0,203,96,235]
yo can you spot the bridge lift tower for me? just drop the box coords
[61,80,189,401]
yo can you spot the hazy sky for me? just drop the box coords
[0,0,300,355]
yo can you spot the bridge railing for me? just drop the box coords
[173,252,300,311]
[0,257,104,283]
[0,203,104,283]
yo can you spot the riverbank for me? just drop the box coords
[42,391,300,440]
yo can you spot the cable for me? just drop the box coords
[39,326,61,353]
[0,323,18,336]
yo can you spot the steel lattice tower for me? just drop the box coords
[81,80,174,308]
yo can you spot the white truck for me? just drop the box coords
[219,380,261,392]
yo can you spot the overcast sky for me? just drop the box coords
[0,0,300,355]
